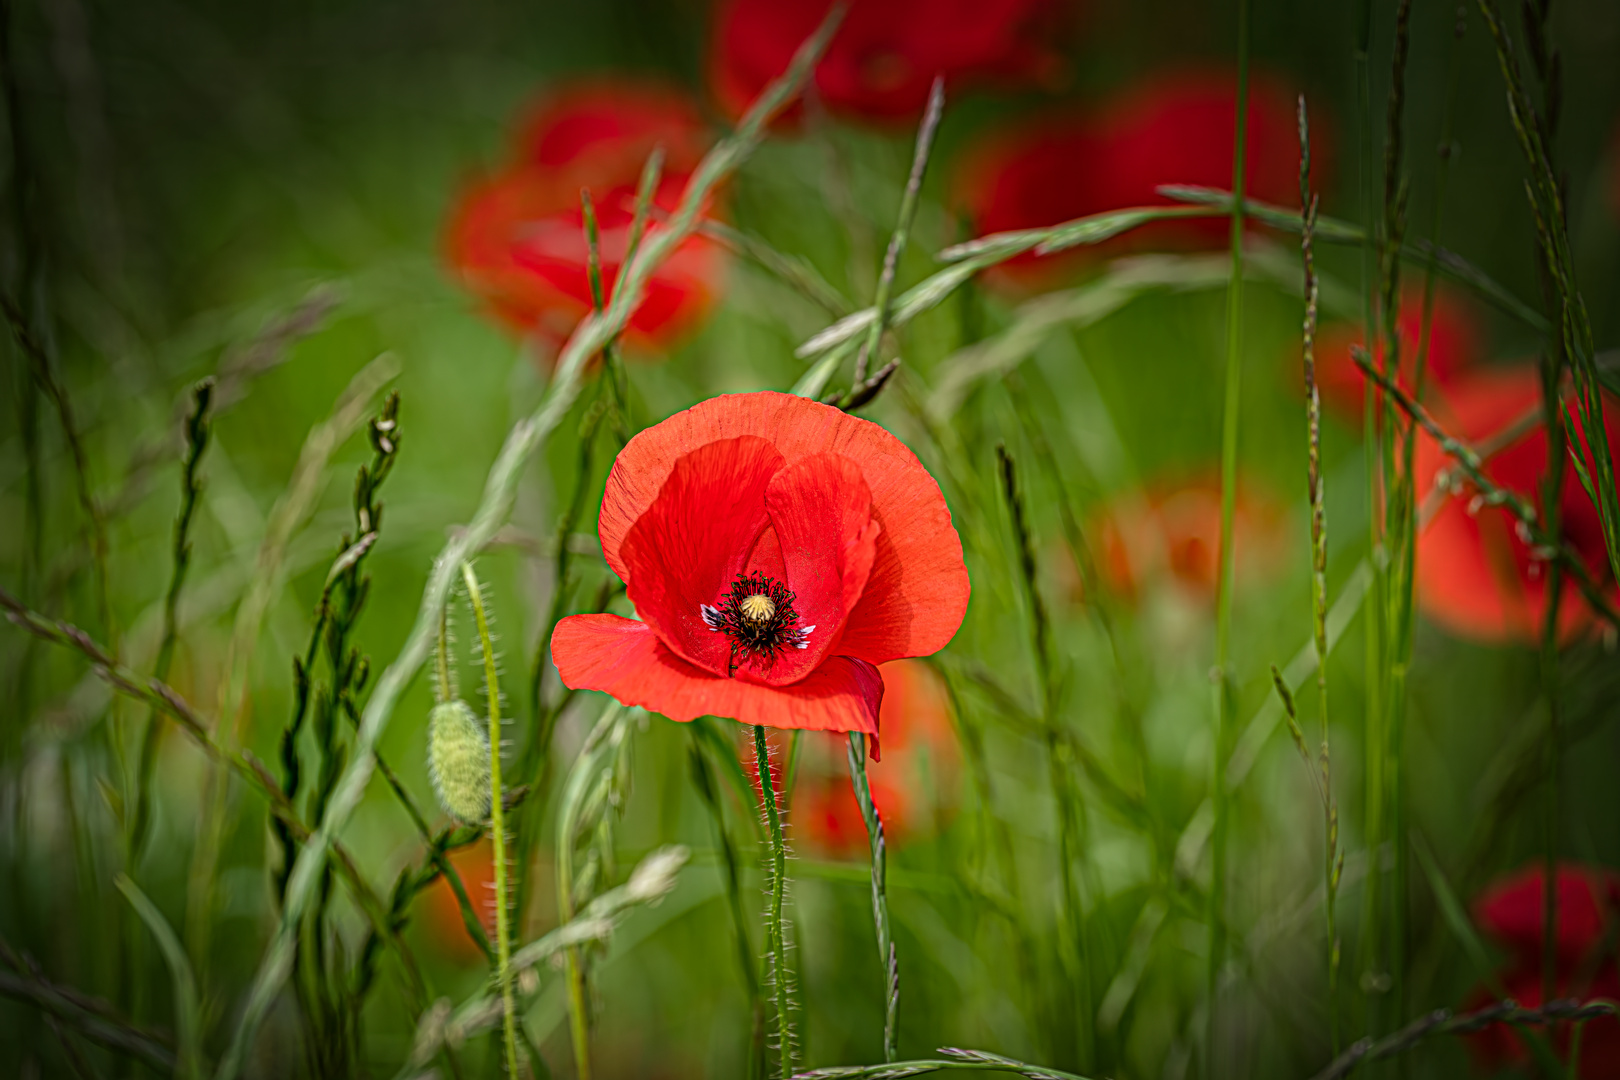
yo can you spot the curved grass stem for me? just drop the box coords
[846,732,898,1062]
[460,562,520,1079]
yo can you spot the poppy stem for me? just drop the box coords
[688,726,767,1078]
[754,723,794,1078]
[459,562,522,1080]
[846,732,899,1062]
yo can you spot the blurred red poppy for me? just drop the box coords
[551,392,970,737]
[1466,863,1620,1078]
[791,659,958,854]
[1414,368,1620,644]
[709,0,1067,125]
[445,80,723,351]
[1076,476,1289,605]
[955,70,1322,283]
[1309,287,1482,421]
[423,840,497,964]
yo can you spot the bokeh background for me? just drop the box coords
[3,0,1620,1077]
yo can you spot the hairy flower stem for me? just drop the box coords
[754,723,793,1079]
[688,727,767,1077]
[1209,0,1251,1067]
[460,563,520,1079]
[847,732,899,1061]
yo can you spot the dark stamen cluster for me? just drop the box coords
[703,571,805,674]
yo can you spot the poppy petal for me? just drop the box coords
[598,392,969,662]
[619,435,786,677]
[551,614,884,734]
[740,451,879,686]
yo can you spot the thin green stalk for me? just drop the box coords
[1474,0,1620,590]
[131,378,214,865]
[0,296,111,645]
[796,1048,1100,1079]
[754,724,793,1079]
[846,731,898,1061]
[1380,0,1417,1055]
[1298,95,1341,1054]
[845,77,944,396]
[1208,0,1251,1068]
[1516,0,1567,1017]
[1353,0,1389,1047]
[688,725,766,1078]
[460,562,519,1080]
[996,444,1089,1068]
[436,605,455,706]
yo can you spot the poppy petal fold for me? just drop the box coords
[620,435,786,677]
[746,451,879,685]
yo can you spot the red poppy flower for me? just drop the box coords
[1074,476,1289,605]
[1466,863,1620,1078]
[1309,287,1481,421]
[955,70,1321,283]
[423,840,497,963]
[445,81,723,351]
[709,0,1066,125]
[1415,368,1620,644]
[791,659,959,854]
[551,392,970,738]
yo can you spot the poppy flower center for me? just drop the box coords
[701,570,816,676]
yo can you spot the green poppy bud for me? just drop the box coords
[428,700,491,825]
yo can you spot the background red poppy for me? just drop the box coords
[954,69,1323,283]
[1414,368,1620,644]
[790,659,958,855]
[1076,476,1289,606]
[709,0,1067,124]
[1467,864,1620,1078]
[423,840,498,964]
[444,80,723,351]
[1308,287,1482,421]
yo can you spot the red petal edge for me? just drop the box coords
[551,613,884,734]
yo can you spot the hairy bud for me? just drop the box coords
[428,700,491,825]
